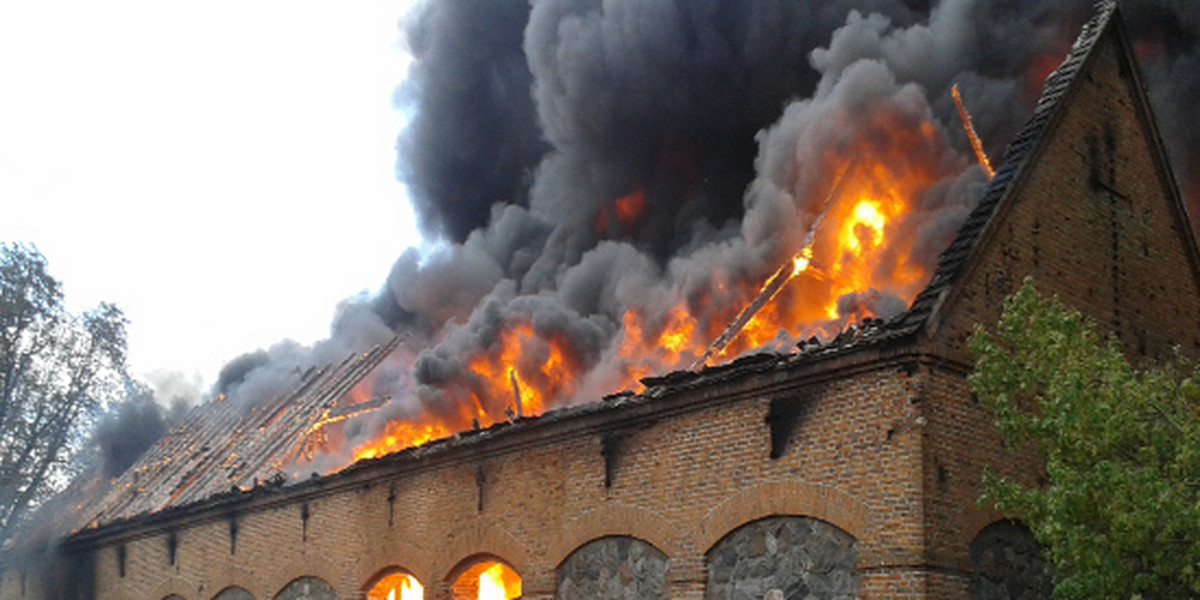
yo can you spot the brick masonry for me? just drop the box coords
[1,8,1196,600]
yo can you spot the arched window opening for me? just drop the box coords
[272,576,335,600]
[450,559,521,600]
[212,586,254,600]
[556,536,668,599]
[970,520,1049,599]
[367,570,424,600]
[705,516,857,600]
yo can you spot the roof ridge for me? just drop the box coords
[894,0,1119,335]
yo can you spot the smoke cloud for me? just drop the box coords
[162,0,1200,470]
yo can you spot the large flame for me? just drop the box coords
[477,564,505,600]
[368,573,424,600]
[319,89,960,470]
[465,321,577,418]
[354,421,450,462]
[614,115,947,379]
[472,563,520,600]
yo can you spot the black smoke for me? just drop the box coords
[397,1,548,241]
[197,0,1200,466]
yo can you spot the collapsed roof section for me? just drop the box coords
[71,336,402,531]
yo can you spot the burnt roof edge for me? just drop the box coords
[59,328,936,552]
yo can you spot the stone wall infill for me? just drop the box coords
[969,521,1049,600]
[272,577,336,600]
[706,516,857,600]
[556,536,669,600]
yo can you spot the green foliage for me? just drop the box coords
[0,243,130,545]
[970,278,1200,599]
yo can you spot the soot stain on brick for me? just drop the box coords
[766,396,812,460]
[166,531,177,567]
[228,515,238,555]
[600,433,624,489]
[387,483,396,528]
[300,503,310,543]
[475,464,488,513]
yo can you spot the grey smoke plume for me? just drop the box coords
[397,1,547,241]
[89,381,194,478]
[200,0,1200,466]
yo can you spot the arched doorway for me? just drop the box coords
[365,568,425,600]
[449,558,521,600]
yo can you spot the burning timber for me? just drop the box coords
[691,162,856,370]
[952,84,995,180]
[68,337,403,530]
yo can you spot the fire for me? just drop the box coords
[334,81,962,468]
[614,188,645,228]
[596,188,646,234]
[354,420,451,462]
[614,304,698,390]
[792,246,813,275]
[477,563,520,600]
[951,84,996,179]
[841,199,885,253]
[367,572,424,600]
[465,322,578,420]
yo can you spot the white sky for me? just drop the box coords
[0,1,423,390]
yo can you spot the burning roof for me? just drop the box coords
[70,338,402,530]
[64,0,1199,534]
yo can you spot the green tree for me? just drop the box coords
[0,243,129,545]
[970,279,1200,599]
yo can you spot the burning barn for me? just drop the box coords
[3,1,1200,599]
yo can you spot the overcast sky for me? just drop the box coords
[0,1,422,392]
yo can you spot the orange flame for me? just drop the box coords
[367,573,424,600]
[596,188,647,234]
[334,88,960,468]
[477,563,520,600]
[614,188,645,228]
[465,321,578,419]
[353,421,451,462]
[613,303,698,390]
[951,84,995,179]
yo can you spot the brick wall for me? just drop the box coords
[2,9,1195,600]
[917,16,1200,599]
[14,353,945,600]
[931,28,1200,366]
